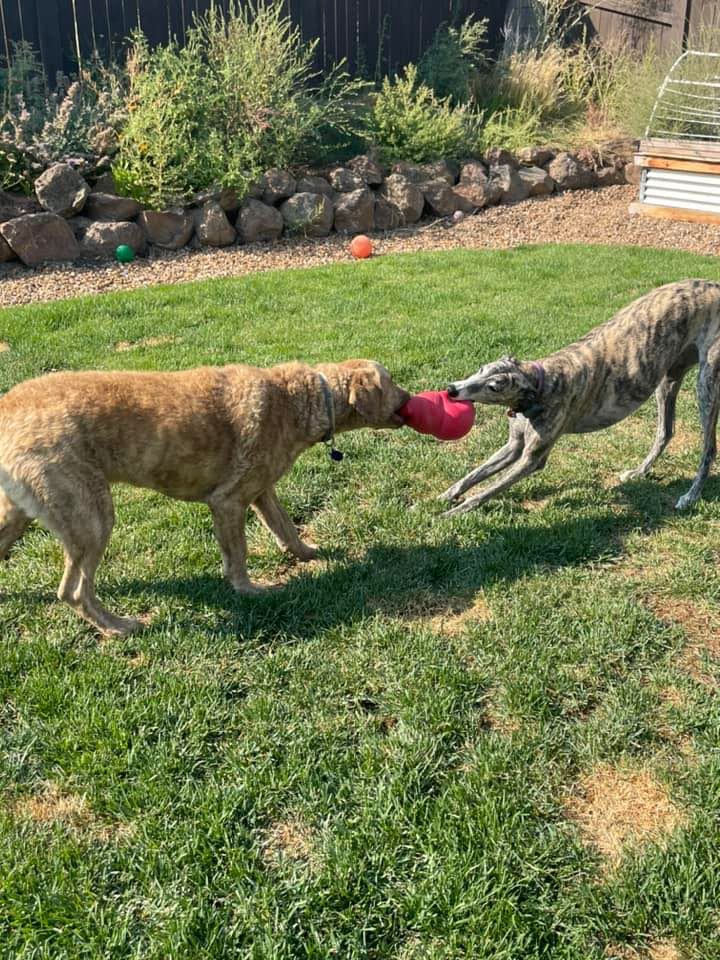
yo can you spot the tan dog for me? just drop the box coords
[0,359,408,637]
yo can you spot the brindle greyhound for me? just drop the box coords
[440,279,720,517]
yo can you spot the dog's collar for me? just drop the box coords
[531,360,545,395]
[318,373,344,462]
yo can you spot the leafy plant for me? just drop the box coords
[365,64,479,164]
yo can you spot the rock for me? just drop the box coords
[0,234,17,262]
[327,166,366,193]
[374,195,403,231]
[261,169,296,205]
[92,170,117,194]
[347,154,385,186]
[0,190,40,223]
[194,200,236,246]
[238,198,283,242]
[421,179,474,216]
[137,209,194,249]
[392,160,458,184]
[69,216,94,238]
[333,187,375,235]
[80,220,146,258]
[0,212,80,265]
[485,147,518,169]
[547,152,596,190]
[34,162,90,218]
[219,188,240,214]
[296,175,334,197]
[624,162,642,186]
[458,161,502,206]
[490,164,531,204]
[84,192,142,222]
[597,163,627,187]
[423,159,459,184]
[517,146,555,167]
[517,165,555,196]
[379,174,425,224]
[390,161,428,184]
[280,192,334,237]
[459,160,487,182]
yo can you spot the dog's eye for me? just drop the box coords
[487,380,501,391]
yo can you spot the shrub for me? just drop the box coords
[417,15,489,104]
[0,45,125,192]
[365,64,479,164]
[115,0,365,209]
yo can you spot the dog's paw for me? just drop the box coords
[294,542,320,562]
[675,492,697,512]
[441,499,475,518]
[437,484,462,503]
[230,579,279,595]
[100,614,148,638]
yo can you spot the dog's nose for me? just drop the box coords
[447,383,459,398]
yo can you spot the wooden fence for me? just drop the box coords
[505,0,720,52]
[4,0,720,87]
[0,0,510,82]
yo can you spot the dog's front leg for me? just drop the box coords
[209,495,268,594]
[442,440,553,517]
[252,488,319,561]
[438,418,526,502]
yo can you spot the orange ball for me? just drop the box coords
[350,234,373,259]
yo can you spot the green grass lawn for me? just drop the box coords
[2,245,720,959]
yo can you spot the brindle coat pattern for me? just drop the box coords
[441,279,720,516]
[0,359,408,636]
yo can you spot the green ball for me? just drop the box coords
[115,244,135,263]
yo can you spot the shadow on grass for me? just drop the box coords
[107,472,720,642]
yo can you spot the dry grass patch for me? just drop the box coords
[11,781,134,842]
[0,341,10,352]
[260,816,318,870]
[115,335,181,352]
[646,595,720,686]
[604,939,683,960]
[372,590,487,629]
[565,762,687,868]
[429,592,493,636]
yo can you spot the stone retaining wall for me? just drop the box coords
[0,144,638,267]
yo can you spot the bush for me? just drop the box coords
[417,15,489,104]
[365,64,479,164]
[115,0,365,209]
[0,44,125,192]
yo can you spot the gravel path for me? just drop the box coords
[1,184,718,308]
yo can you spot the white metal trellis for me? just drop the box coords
[646,49,720,142]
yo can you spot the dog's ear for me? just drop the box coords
[502,355,519,366]
[348,365,382,420]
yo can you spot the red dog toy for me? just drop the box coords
[399,390,475,441]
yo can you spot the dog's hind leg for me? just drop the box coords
[52,477,143,637]
[438,416,526,503]
[252,488,318,561]
[619,371,687,482]
[676,347,720,510]
[0,489,30,560]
